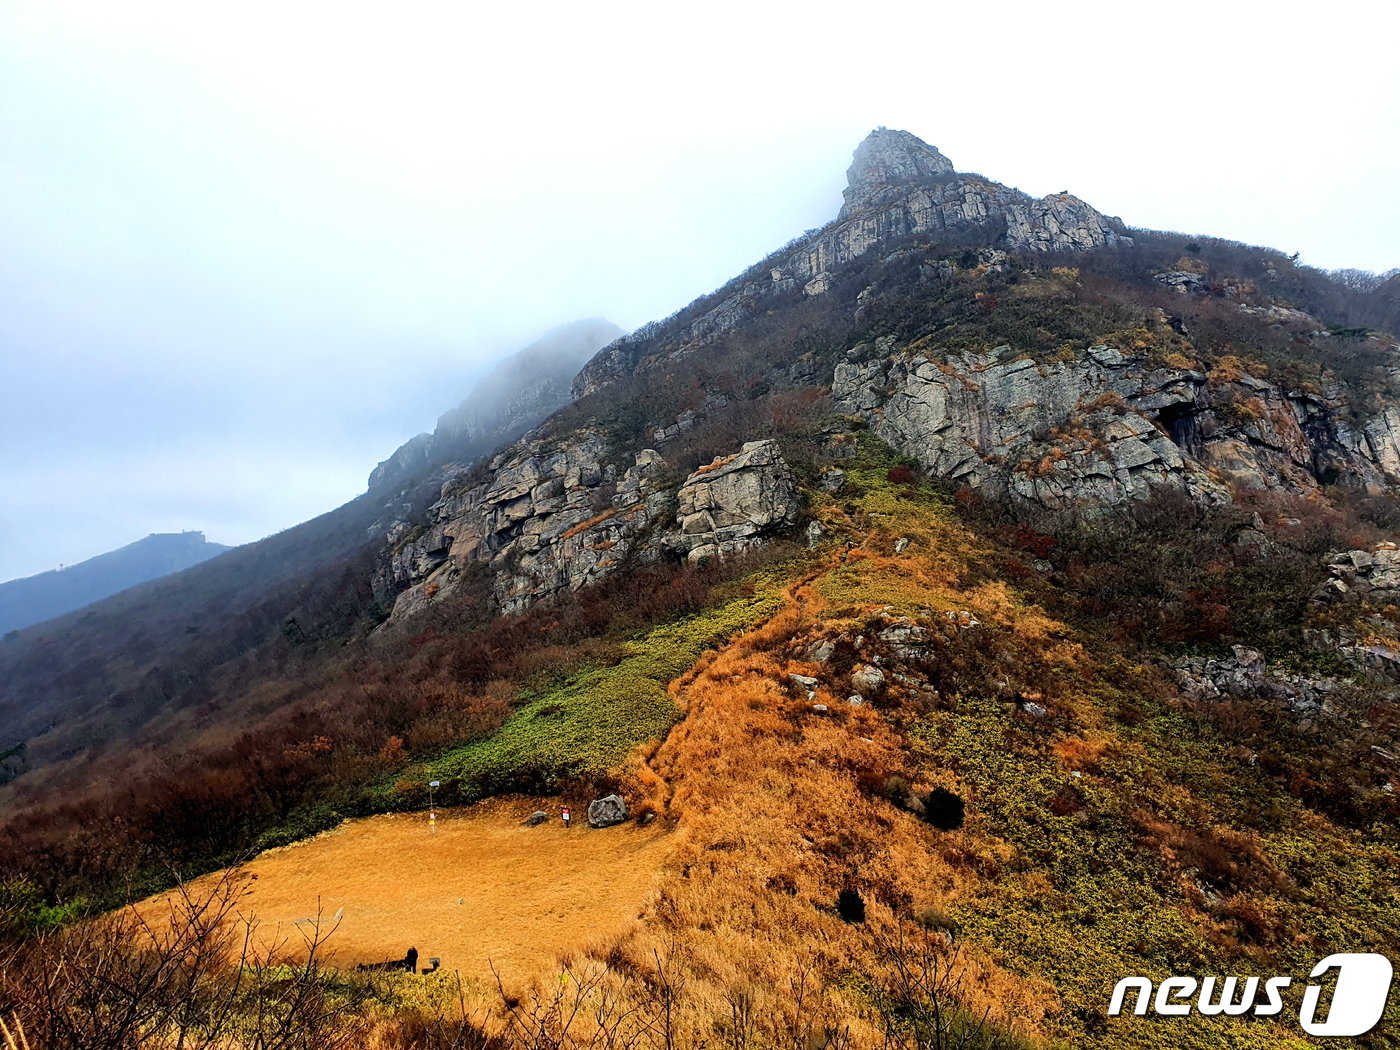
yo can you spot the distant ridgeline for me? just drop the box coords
[0,531,230,635]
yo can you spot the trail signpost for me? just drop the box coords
[428,780,439,833]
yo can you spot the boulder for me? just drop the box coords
[523,810,549,827]
[674,440,800,562]
[587,794,629,829]
[851,664,886,693]
[1154,270,1209,294]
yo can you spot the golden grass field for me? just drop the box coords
[140,797,672,984]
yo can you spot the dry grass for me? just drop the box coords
[1,1015,28,1050]
[137,797,671,986]
[551,544,1059,1045]
[122,483,1086,1045]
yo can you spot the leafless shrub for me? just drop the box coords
[868,923,1024,1050]
[0,870,371,1050]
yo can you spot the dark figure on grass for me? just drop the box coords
[405,946,418,974]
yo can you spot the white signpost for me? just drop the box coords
[428,780,440,833]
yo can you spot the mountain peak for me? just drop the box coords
[842,128,955,215]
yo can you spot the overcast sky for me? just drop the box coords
[2,0,1397,582]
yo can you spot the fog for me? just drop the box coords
[2,0,1397,582]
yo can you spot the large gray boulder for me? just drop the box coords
[674,440,799,563]
[587,794,629,829]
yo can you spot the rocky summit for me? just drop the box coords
[376,129,1400,619]
[576,129,1132,398]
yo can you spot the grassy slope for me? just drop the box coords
[356,574,794,814]
[403,446,1400,1047]
[807,464,1400,1048]
[99,443,1399,1048]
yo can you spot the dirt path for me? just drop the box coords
[142,797,671,985]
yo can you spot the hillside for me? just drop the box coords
[0,318,620,790]
[3,128,1400,1048]
[0,531,230,636]
[27,460,1400,1047]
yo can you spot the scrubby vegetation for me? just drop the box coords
[360,564,792,812]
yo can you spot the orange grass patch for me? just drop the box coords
[137,797,671,984]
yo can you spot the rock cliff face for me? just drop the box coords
[576,129,1128,398]
[373,128,1398,623]
[833,340,1400,510]
[379,438,799,618]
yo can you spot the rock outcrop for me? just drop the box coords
[380,432,669,617]
[674,441,799,562]
[1173,645,1342,718]
[833,340,1400,511]
[574,129,1128,398]
[1309,544,1400,677]
[841,128,955,214]
[1317,545,1400,602]
[379,437,800,619]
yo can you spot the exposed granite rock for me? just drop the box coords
[1309,544,1400,677]
[1317,544,1400,602]
[380,433,672,618]
[851,664,887,694]
[674,440,799,563]
[878,618,930,659]
[379,437,800,620]
[587,794,629,828]
[841,128,955,215]
[1154,270,1209,294]
[574,129,1129,399]
[1173,645,1342,717]
[832,340,1400,511]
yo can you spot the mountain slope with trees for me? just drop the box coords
[0,531,230,636]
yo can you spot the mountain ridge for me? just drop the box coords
[367,318,623,492]
[378,129,1400,628]
[0,531,230,636]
